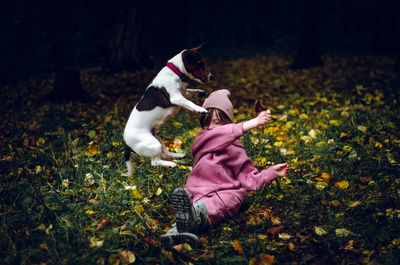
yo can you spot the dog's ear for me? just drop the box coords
[192,42,206,52]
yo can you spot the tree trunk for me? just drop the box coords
[46,0,90,102]
[110,0,150,70]
[372,0,399,53]
[291,0,322,69]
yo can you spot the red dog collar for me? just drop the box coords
[166,62,190,83]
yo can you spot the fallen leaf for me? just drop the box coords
[90,237,104,247]
[39,243,49,251]
[96,218,111,231]
[314,226,328,236]
[335,228,351,237]
[118,250,136,264]
[278,233,292,240]
[232,239,243,254]
[140,236,158,247]
[173,243,193,252]
[267,225,284,234]
[335,180,350,189]
[255,100,268,113]
[259,253,275,264]
[348,201,361,208]
[288,242,295,250]
[321,172,330,182]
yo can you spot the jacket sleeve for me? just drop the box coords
[236,164,278,191]
[192,123,245,159]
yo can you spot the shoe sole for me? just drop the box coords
[160,232,200,249]
[172,188,193,233]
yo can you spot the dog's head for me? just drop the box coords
[182,44,213,84]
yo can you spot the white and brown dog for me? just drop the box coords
[124,45,212,177]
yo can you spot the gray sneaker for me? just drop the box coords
[172,188,209,233]
[160,224,200,249]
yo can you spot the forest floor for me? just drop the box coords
[1,53,400,264]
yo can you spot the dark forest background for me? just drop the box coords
[0,0,399,93]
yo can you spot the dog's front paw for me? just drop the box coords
[196,107,208,113]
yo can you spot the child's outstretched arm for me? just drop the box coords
[242,110,271,133]
[272,163,289,177]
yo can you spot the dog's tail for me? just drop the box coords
[124,144,134,178]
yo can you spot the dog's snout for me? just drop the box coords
[208,73,213,81]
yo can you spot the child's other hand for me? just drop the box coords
[256,110,271,127]
[272,163,289,177]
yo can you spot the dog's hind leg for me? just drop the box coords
[129,135,178,167]
[151,156,178,167]
[124,144,135,177]
[154,135,186,159]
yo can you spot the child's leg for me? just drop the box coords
[172,188,209,233]
[192,188,248,227]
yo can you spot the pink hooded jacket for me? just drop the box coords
[185,122,278,225]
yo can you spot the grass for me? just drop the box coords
[1,53,400,264]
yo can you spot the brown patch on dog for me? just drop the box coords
[124,144,134,161]
[136,86,172,111]
[182,49,210,83]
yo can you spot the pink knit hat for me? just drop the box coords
[202,89,234,121]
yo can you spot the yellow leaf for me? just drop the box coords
[36,137,45,146]
[321,172,330,182]
[340,132,349,138]
[107,254,120,265]
[135,204,144,213]
[39,243,49,251]
[232,240,243,254]
[314,226,328,236]
[299,113,308,119]
[288,242,295,250]
[349,201,361,208]
[308,129,316,138]
[156,187,163,196]
[343,145,352,152]
[329,120,340,126]
[258,234,268,240]
[118,250,136,264]
[335,180,349,189]
[161,249,174,263]
[86,210,96,216]
[90,237,104,247]
[357,125,367,133]
[173,243,193,252]
[315,181,328,190]
[335,228,351,237]
[278,233,292,240]
[88,143,100,155]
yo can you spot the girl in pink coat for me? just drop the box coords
[161,89,289,248]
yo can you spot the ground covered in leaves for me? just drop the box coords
[1,53,400,264]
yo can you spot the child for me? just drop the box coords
[161,89,289,248]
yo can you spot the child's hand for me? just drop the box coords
[255,110,271,127]
[272,163,289,177]
[242,109,271,133]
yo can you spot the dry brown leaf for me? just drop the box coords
[96,217,111,231]
[267,225,284,235]
[255,100,268,113]
[232,239,243,254]
[259,253,275,264]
